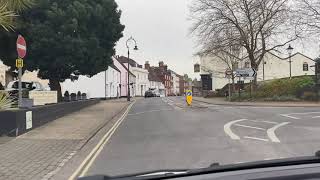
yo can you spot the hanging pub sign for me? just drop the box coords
[194,63,200,73]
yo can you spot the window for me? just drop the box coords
[303,62,308,71]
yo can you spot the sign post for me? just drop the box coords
[225,69,233,101]
[16,35,27,108]
[186,90,193,106]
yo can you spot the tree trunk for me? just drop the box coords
[251,63,259,91]
[49,79,62,102]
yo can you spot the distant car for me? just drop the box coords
[144,90,155,98]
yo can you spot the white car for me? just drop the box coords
[6,81,45,91]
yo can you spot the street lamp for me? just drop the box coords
[286,44,294,79]
[126,36,138,101]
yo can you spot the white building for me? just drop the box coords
[117,56,149,96]
[200,52,316,90]
[170,71,180,95]
[61,64,121,99]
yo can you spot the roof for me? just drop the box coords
[148,67,162,82]
[268,52,314,61]
[110,64,120,72]
[114,57,136,77]
[117,56,140,67]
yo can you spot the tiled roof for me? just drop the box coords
[148,67,162,82]
[117,56,140,67]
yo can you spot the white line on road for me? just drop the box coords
[224,119,247,140]
[280,112,320,119]
[68,101,135,179]
[312,116,320,118]
[280,114,300,119]
[234,124,266,130]
[248,119,278,124]
[128,109,173,116]
[244,136,269,142]
[267,122,290,143]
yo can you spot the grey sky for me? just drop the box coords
[115,0,198,79]
[114,0,320,79]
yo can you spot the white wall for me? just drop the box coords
[0,61,8,87]
[61,66,120,99]
[200,52,316,90]
[131,67,149,96]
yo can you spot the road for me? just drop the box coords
[82,97,320,177]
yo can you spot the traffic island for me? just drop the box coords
[0,99,100,136]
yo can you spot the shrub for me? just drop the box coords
[77,91,82,100]
[301,91,318,101]
[257,76,315,98]
[70,93,77,101]
[64,91,70,97]
[0,91,15,110]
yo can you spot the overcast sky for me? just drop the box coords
[114,0,199,79]
[114,0,320,79]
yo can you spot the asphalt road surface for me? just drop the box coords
[84,97,320,177]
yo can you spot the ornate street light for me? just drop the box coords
[286,44,294,79]
[126,37,138,101]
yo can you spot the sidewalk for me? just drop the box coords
[193,97,320,107]
[0,99,130,180]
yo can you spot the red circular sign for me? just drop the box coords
[16,35,27,58]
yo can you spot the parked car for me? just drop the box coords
[6,81,45,91]
[6,80,45,97]
[144,90,155,98]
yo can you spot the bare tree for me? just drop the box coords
[296,0,320,36]
[190,0,299,86]
[197,32,244,93]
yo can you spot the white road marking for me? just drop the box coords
[280,112,320,119]
[312,116,320,119]
[244,136,269,142]
[234,124,266,130]
[248,119,278,124]
[280,114,300,119]
[128,109,173,116]
[267,122,290,143]
[69,101,135,179]
[224,119,247,140]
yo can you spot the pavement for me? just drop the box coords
[193,97,320,107]
[0,99,129,180]
[78,96,320,178]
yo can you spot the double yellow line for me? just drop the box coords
[69,101,135,179]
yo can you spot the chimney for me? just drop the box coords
[159,61,164,67]
[145,61,150,70]
[164,65,168,71]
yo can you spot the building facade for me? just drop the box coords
[113,56,136,97]
[61,64,121,99]
[200,52,316,90]
[117,56,149,97]
[177,74,185,95]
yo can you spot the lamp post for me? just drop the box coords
[126,37,138,101]
[286,44,294,79]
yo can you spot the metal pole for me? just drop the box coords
[228,78,231,101]
[104,70,107,99]
[238,76,241,101]
[127,49,130,101]
[262,58,265,81]
[289,56,292,79]
[18,67,22,107]
[249,80,252,99]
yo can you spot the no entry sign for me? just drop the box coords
[16,35,27,58]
